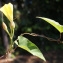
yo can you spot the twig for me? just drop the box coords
[21,33,61,43]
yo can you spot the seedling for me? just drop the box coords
[0,3,46,61]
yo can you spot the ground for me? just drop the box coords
[0,50,63,63]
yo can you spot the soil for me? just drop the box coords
[0,50,63,63]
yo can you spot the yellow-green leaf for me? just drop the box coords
[37,17,63,33]
[0,3,13,22]
[15,36,46,61]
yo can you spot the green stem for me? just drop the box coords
[10,37,13,51]
[9,28,14,52]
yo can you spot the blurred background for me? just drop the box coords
[0,0,63,62]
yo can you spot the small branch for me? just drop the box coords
[21,33,61,43]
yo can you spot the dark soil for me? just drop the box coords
[0,50,63,63]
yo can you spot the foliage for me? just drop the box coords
[37,17,63,33]
[37,17,63,46]
[0,0,63,61]
[14,0,63,54]
[0,3,46,61]
[15,36,45,61]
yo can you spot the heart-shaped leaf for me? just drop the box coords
[37,17,63,33]
[15,35,46,61]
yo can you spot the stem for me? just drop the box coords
[6,28,15,58]
[9,28,14,52]
[9,37,13,52]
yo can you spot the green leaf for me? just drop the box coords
[14,35,46,61]
[37,17,63,33]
